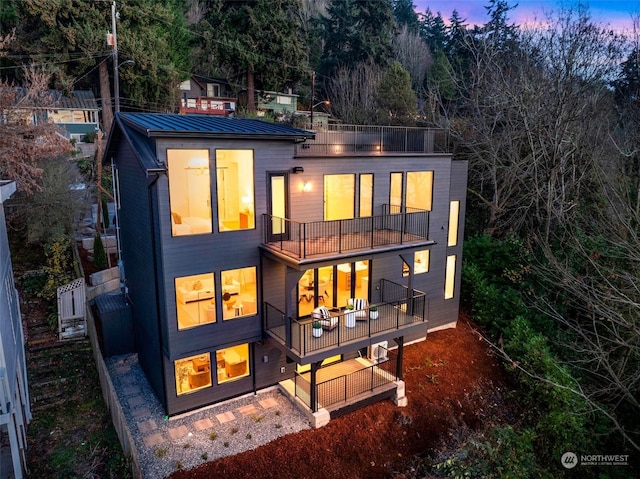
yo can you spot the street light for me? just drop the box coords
[310,100,330,129]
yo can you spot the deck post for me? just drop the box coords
[310,362,318,412]
[395,337,404,380]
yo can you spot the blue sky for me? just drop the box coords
[413,1,640,32]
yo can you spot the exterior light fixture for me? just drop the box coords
[303,181,312,192]
[292,166,304,173]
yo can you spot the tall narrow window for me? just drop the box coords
[445,255,456,299]
[175,353,212,395]
[216,344,249,383]
[167,149,212,236]
[324,174,355,220]
[406,171,433,211]
[359,174,373,217]
[221,267,257,320]
[175,273,216,330]
[216,150,254,231]
[390,172,403,213]
[448,200,460,246]
[271,175,286,234]
[415,250,430,274]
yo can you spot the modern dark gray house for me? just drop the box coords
[103,113,467,424]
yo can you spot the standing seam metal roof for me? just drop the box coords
[117,112,313,138]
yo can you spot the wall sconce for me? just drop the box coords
[303,181,312,192]
[292,166,304,174]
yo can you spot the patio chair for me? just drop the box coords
[347,298,369,320]
[312,306,338,330]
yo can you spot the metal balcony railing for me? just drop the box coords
[264,279,427,357]
[296,124,449,156]
[262,205,430,260]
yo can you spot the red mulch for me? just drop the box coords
[170,315,509,479]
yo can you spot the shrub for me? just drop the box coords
[93,233,108,271]
[39,235,75,302]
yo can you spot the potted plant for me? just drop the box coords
[344,304,356,328]
[369,305,378,320]
[312,321,323,337]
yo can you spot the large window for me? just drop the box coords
[404,250,430,277]
[175,353,212,395]
[324,174,355,220]
[407,171,433,211]
[390,172,403,212]
[175,273,216,330]
[448,200,460,246]
[221,267,257,320]
[216,344,249,383]
[216,150,254,231]
[359,174,373,217]
[445,255,456,299]
[168,149,212,236]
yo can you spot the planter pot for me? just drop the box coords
[345,311,356,328]
[312,327,323,338]
[369,311,378,320]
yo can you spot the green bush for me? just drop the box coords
[93,233,108,271]
[39,235,75,302]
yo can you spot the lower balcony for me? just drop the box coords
[264,279,427,360]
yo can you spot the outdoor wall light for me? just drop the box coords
[292,166,304,173]
[303,181,312,192]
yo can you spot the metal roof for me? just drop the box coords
[117,113,313,140]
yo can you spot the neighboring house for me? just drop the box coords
[238,89,298,117]
[0,180,32,479]
[179,76,236,116]
[39,90,100,141]
[103,114,467,425]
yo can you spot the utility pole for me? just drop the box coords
[310,71,315,129]
[111,1,120,113]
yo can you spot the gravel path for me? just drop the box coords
[106,354,311,479]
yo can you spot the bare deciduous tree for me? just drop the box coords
[327,61,383,124]
[392,25,432,92]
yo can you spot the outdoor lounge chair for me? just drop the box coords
[347,298,369,320]
[312,306,338,330]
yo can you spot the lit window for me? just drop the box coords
[167,149,212,236]
[415,250,429,274]
[175,353,212,395]
[407,171,433,211]
[445,255,456,299]
[324,174,355,220]
[359,174,373,217]
[175,273,216,330]
[221,267,257,320]
[216,150,254,231]
[216,344,249,383]
[448,200,460,246]
[390,172,402,213]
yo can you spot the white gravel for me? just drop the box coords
[106,354,312,479]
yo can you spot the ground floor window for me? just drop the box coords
[445,255,456,299]
[216,344,250,383]
[175,353,212,395]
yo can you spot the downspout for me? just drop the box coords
[110,158,124,289]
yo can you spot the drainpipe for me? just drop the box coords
[110,158,124,288]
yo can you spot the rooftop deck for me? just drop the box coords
[296,124,449,156]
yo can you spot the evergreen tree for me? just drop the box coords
[321,0,394,77]
[377,61,417,125]
[393,0,420,33]
[419,8,447,53]
[93,233,108,271]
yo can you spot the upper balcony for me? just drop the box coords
[296,124,450,157]
[261,205,432,263]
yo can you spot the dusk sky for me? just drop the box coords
[412,0,640,33]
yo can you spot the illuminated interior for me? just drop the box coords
[297,355,341,373]
[298,262,369,317]
[448,200,460,246]
[406,171,433,211]
[359,173,373,217]
[390,172,403,212]
[175,352,212,395]
[175,273,216,330]
[167,149,213,236]
[216,150,255,231]
[221,267,257,320]
[216,344,250,383]
[445,255,456,299]
[324,174,355,220]
[405,250,430,277]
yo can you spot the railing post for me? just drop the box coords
[300,222,305,258]
[310,363,318,413]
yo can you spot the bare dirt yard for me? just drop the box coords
[170,315,510,479]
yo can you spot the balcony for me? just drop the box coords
[264,279,428,360]
[262,205,431,262]
[296,124,449,156]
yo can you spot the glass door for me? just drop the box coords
[267,172,289,242]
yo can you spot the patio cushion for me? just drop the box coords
[348,298,368,319]
[312,306,337,330]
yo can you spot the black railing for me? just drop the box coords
[296,124,450,156]
[265,280,427,357]
[263,205,429,259]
